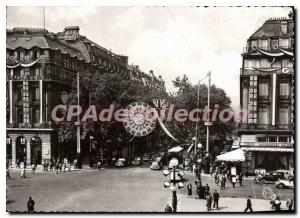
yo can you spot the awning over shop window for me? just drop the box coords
[168,146,184,153]
[241,147,294,153]
[216,148,245,162]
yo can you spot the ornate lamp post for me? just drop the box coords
[163,158,184,212]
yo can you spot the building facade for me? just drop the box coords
[6,26,165,166]
[238,17,294,171]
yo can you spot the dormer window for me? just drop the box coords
[250,40,258,51]
[281,21,288,34]
[279,38,290,48]
[258,39,268,49]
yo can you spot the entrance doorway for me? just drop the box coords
[16,136,26,163]
[31,137,42,165]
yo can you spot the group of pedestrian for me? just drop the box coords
[206,190,220,211]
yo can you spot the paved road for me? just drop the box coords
[6,166,294,212]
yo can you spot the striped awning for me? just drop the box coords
[241,147,294,153]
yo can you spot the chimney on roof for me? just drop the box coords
[64,26,80,37]
[63,26,80,41]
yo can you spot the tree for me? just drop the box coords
[165,75,235,154]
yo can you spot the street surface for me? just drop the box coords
[6,166,294,212]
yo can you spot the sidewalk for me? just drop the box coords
[176,193,287,212]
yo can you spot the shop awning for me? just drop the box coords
[216,148,245,162]
[241,147,294,153]
[168,146,184,153]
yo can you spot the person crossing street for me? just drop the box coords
[244,196,253,212]
[213,190,219,210]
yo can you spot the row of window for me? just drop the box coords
[257,105,290,126]
[249,37,292,51]
[256,135,291,143]
[244,58,293,68]
[258,80,291,99]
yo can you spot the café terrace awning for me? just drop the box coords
[216,148,245,162]
[168,146,184,153]
[241,147,294,153]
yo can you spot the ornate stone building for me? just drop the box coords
[6,26,165,166]
[238,17,294,171]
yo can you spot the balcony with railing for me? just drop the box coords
[240,67,294,76]
[7,121,52,129]
[238,123,292,131]
[240,141,293,148]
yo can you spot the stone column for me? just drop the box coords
[11,136,16,166]
[272,73,277,125]
[9,79,13,124]
[25,135,31,166]
[41,133,51,160]
[39,80,43,124]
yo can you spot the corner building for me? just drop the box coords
[6,26,165,166]
[238,17,294,171]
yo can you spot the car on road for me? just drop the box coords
[131,156,142,166]
[275,176,294,189]
[150,157,162,170]
[255,171,285,184]
[115,158,127,167]
[274,169,293,179]
[142,153,154,162]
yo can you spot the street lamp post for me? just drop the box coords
[163,158,184,212]
[89,135,94,167]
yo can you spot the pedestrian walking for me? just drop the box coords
[286,196,294,210]
[27,197,35,212]
[6,168,11,180]
[55,161,59,174]
[231,176,236,188]
[59,162,62,173]
[187,182,192,198]
[164,204,172,212]
[206,193,213,211]
[274,196,281,211]
[16,159,20,169]
[204,184,210,199]
[96,160,101,171]
[244,196,253,212]
[31,164,36,174]
[213,189,219,210]
[239,172,244,186]
[24,159,27,169]
[20,168,26,179]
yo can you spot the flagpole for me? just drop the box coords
[76,71,81,155]
[43,6,45,30]
[194,73,210,155]
[194,80,200,155]
[206,72,211,154]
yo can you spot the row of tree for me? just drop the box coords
[54,69,235,161]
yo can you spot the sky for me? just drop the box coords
[6,6,292,109]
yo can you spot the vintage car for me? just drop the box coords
[150,157,162,170]
[142,153,154,162]
[275,177,294,189]
[131,157,142,166]
[115,158,127,167]
[255,171,285,184]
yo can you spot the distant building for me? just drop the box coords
[6,26,165,166]
[238,17,294,171]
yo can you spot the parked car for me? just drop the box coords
[142,153,154,162]
[115,158,127,167]
[275,177,294,189]
[131,157,142,166]
[150,157,162,170]
[255,171,285,184]
[274,169,293,179]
